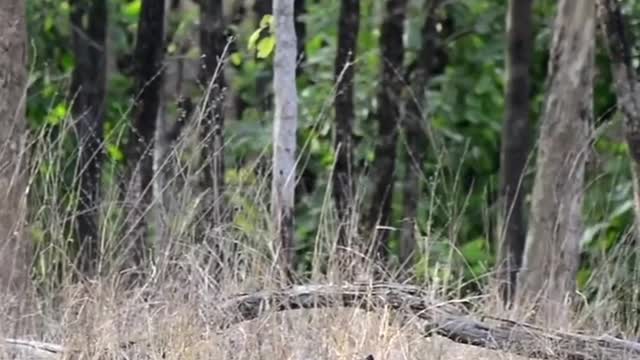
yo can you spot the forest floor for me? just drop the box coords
[1,282,536,359]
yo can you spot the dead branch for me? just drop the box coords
[4,283,640,359]
[2,338,65,359]
[215,283,640,360]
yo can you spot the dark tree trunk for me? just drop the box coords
[254,0,273,111]
[69,0,107,277]
[400,0,447,271]
[598,0,640,237]
[364,0,408,263]
[127,0,165,270]
[496,0,534,305]
[199,0,227,235]
[294,0,306,76]
[230,0,248,119]
[333,0,359,248]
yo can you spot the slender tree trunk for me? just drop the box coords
[294,0,306,76]
[399,0,446,271]
[199,0,227,237]
[496,0,534,305]
[0,0,32,328]
[517,0,595,327]
[333,0,359,248]
[153,0,186,255]
[272,0,298,281]
[69,0,107,277]
[126,0,165,272]
[255,0,273,111]
[364,0,407,263]
[230,0,248,120]
[597,0,640,237]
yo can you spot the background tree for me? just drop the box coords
[0,0,32,322]
[126,0,166,270]
[332,0,359,248]
[254,0,273,111]
[272,0,299,280]
[598,0,640,236]
[294,0,307,76]
[364,0,408,264]
[517,0,595,326]
[68,0,107,276]
[199,0,227,237]
[496,0,534,305]
[400,0,447,271]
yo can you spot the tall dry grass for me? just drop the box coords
[2,86,639,360]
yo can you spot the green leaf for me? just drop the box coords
[230,52,243,66]
[248,28,262,50]
[259,14,274,29]
[45,103,68,125]
[256,36,276,58]
[44,16,55,32]
[122,0,141,18]
[576,268,592,289]
[460,237,487,264]
[106,144,124,162]
[61,53,74,71]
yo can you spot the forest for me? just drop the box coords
[2,0,640,358]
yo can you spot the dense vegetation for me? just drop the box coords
[3,0,640,342]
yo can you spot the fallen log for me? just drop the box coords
[4,282,640,359]
[215,282,640,360]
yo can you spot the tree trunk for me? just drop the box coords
[255,0,273,111]
[496,0,534,305]
[399,0,447,271]
[0,0,32,328]
[126,0,165,272]
[517,0,595,327]
[199,0,227,237]
[294,0,306,76]
[332,0,359,248]
[154,0,193,256]
[272,0,298,281]
[69,0,107,277]
[364,0,407,264]
[597,0,640,237]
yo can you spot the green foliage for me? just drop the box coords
[22,0,640,305]
[248,15,275,59]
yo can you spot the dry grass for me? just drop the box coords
[2,90,639,360]
[1,278,532,359]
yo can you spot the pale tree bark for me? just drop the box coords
[0,0,33,330]
[332,0,359,248]
[597,0,640,237]
[272,0,298,281]
[496,0,533,305]
[517,0,595,327]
